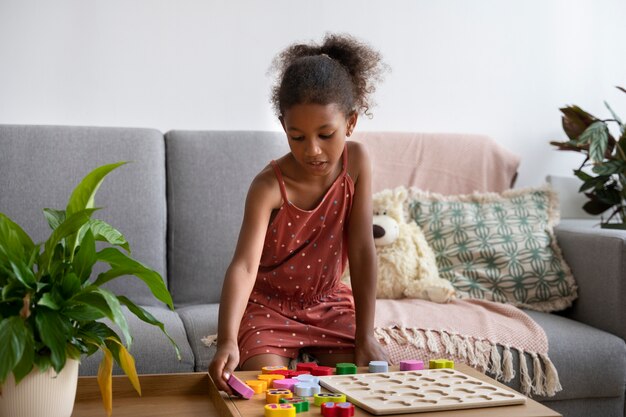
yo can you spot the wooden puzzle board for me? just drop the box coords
[318,369,526,415]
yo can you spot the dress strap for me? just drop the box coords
[341,143,348,175]
[270,160,289,204]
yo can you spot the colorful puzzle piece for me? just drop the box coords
[321,401,355,417]
[336,363,357,375]
[227,374,254,399]
[314,392,347,406]
[262,365,288,374]
[399,359,424,371]
[294,374,319,385]
[273,378,298,391]
[266,388,293,404]
[258,374,286,384]
[269,369,310,378]
[295,362,318,372]
[293,382,321,397]
[368,361,388,373]
[245,379,268,394]
[280,396,310,413]
[264,403,296,417]
[429,359,454,369]
[311,366,334,376]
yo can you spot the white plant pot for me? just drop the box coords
[0,358,79,417]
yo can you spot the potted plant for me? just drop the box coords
[550,86,626,229]
[0,162,179,417]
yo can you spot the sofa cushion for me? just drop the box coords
[0,124,168,306]
[497,310,626,401]
[165,130,289,305]
[79,306,195,375]
[177,303,219,372]
[408,186,577,312]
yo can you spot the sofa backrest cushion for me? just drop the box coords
[0,125,168,306]
[165,130,289,305]
[349,132,521,194]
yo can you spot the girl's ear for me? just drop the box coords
[346,111,358,137]
[279,115,286,133]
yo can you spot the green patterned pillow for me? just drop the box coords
[408,185,577,312]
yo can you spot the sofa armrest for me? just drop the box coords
[555,220,626,341]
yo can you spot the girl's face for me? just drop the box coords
[280,103,357,178]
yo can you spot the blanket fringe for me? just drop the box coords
[502,345,515,382]
[374,326,561,397]
[519,349,532,395]
[540,352,563,396]
[425,329,439,352]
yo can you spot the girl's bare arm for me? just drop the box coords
[209,169,279,392]
[346,142,388,363]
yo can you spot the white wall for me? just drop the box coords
[1,0,625,187]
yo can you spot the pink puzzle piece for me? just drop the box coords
[227,374,254,399]
[399,360,425,371]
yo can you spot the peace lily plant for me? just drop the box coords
[0,162,179,416]
[550,86,626,229]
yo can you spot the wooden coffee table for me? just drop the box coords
[72,373,219,417]
[71,364,561,417]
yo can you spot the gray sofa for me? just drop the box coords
[1,125,624,417]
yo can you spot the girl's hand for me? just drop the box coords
[208,340,240,395]
[354,333,389,366]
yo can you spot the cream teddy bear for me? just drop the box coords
[372,186,455,302]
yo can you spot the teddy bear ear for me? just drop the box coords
[393,186,408,203]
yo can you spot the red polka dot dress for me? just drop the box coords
[238,144,356,365]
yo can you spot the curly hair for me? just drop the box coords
[269,33,388,118]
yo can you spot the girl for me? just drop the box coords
[209,33,388,394]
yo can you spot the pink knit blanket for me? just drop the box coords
[374,298,562,397]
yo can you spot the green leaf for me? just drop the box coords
[66,162,127,217]
[595,186,622,206]
[62,303,107,321]
[60,272,82,298]
[592,160,626,176]
[10,260,36,289]
[586,122,609,163]
[578,174,610,193]
[573,169,594,182]
[72,288,114,316]
[42,208,66,231]
[95,287,132,347]
[72,229,96,283]
[12,331,34,384]
[33,353,52,373]
[64,161,128,262]
[35,307,71,372]
[0,316,29,384]
[95,248,173,309]
[39,208,99,274]
[75,322,120,354]
[583,199,612,215]
[117,296,181,360]
[0,221,26,266]
[38,293,61,310]
[89,220,130,253]
[0,213,35,253]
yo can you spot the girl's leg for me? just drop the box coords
[240,353,291,371]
